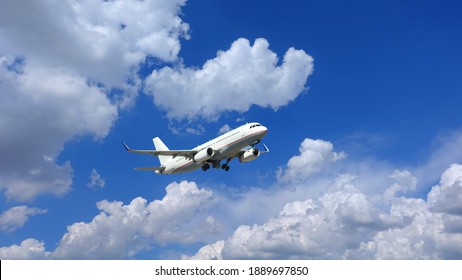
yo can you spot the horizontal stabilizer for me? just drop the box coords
[122,141,195,158]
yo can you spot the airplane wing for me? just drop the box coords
[122,142,196,158]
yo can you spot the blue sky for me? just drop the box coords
[1,0,462,259]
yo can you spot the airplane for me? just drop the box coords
[123,122,269,174]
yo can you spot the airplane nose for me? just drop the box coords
[261,126,268,136]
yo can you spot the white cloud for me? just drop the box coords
[0,206,47,233]
[50,181,219,259]
[186,240,225,260]
[353,165,462,259]
[383,170,417,202]
[190,164,462,259]
[87,169,105,189]
[413,130,462,188]
[428,163,462,215]
[277,138,346,183]
[0,0,189,201]
[145,38,314,120]
[187,135,462,260]
[3,133,462,259]
[218,124,231,135]
[0,239,48,260]
[0,0,188,89]
[208,181,406,259]
[0,181,219,259]
[0,59,117,201]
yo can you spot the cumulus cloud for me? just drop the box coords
[3,134,462,259]
[190,181,405,260]
[145,38,314,120]
[0,0,189,201]
[0,239,48,260]
[354,164,462,259]
[218,124,231,135]
[87,169,105,189]
[0,58,117,201]
[0,181,220,259]
[0,206,47,233]
[0,0,188,88]
[277,138,346,183]
[414,130,462,187]
[186,240,225,260]
[383,170,417,202]
[428,164,462,215]
[49,181,219,259]
[189,163,462,260]
[187,135,462,260]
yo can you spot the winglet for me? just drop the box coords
[122,142,130,151]
[262,143,270,153]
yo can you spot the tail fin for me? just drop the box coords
[153,137,171,166]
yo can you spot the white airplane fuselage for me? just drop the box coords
[161,123,268,174]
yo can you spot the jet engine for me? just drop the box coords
[194,147,214,162]
[239,147,260,163]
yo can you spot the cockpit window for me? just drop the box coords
[250,124,261,129]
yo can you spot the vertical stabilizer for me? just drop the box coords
[153,137,171,166]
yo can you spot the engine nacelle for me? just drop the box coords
[239,147,260,163]
[194,147,214,162]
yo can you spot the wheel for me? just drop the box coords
[225,165,230,171]
[202,164,210,171]
[221,164,227,169]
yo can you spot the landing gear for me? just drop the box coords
[203,158,232,172]
[221,157,232,172]
[201,164,210,171]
